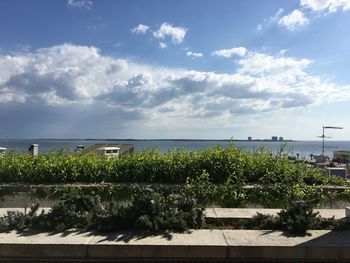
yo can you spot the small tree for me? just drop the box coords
[278,200,319,235]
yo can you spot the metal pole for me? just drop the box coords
[322,126,325,157]
[320,126,343,161]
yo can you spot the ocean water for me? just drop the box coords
[1,139,350,158]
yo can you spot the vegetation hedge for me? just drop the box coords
[1,191,349,235]
[0,178,342,208]
[0,188,204,233]
[0,145,344,186]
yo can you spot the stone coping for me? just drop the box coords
[1,230,350,260]
[205,208,346,220]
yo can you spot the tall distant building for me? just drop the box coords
[279,137,284,141]
[248,136,252,141]
[271,136,278,141]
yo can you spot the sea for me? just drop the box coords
[1,139,350,158]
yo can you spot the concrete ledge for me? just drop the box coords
[1,230,350,260]
[346,207,350,217]
[88,230,227,259]
[206,208,346,220]
[0,230,93,259]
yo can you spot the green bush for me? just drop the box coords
[227,200,350,235]
[1,145,348,208]
[0,188,204,233]
[0,145,342,186]
[277,200,320,235]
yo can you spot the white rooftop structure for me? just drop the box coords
[326,167,347,179]
[96,146,120,157]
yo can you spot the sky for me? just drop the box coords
[1,0,350,140]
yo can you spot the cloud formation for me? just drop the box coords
[153,23,187,44]
[301,0,350,13]
[275,0,349,31]
[131,24,150,34]
[257,8,284,31]
[67,0,93,9]
[212,47,247,58]
[1,44,349,137]
[278,10,309,30]
[159,42,167,49]
[186,51,203,59]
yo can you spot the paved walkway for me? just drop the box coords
[1,229,350,260]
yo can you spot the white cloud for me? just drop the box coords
[159,42,167,49]
[186,51,203,59]
[153,23,187,44]
[300,0,350,13]
[212,47,247,58]
[237,52,312,75]
[278,10,309,30]
[67,0,93,9]
[131,24,150,34]
[257,8,284,31]
[272,8,285,22]
[262,1,349,32]
[1,44,349,137]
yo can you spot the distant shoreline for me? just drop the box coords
[1,138,296,142]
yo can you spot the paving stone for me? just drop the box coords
[223,230,350,260]
[2,229,350,260]
[0,230,93,259]
[88,229,227,259]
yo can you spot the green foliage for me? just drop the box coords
[223,200,350,235]
[0,145,342,185]
[184,170,217,206]
[277,200,320,235]
[245,213,280,230]
[0,204,43,232]
[0,145,348,208]
[216,174,246,207]
[0,189,204,233]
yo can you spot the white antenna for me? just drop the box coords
[318,126,343,157]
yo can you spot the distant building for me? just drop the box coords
[28,144,39,156]
[75,145,85,153]
[333,151,350,163]
[81,144,134,157]
[314,155,330,164]
[95,146,120,157]
[0,147,6,155]
[248,137,252,141]
[326,167,347,179]
[279,137,284,141]
[271,136,278,141]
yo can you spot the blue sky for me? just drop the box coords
[1,0,350,139]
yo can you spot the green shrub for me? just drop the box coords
[0,144,348,208]
[227,200,350,235]
[277,200,320,235]
[0,145,342,186]
[245,213,279,230]
[184,170,217,206]
[0,188,204,233]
